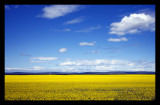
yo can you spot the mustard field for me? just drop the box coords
[5,75,155,100]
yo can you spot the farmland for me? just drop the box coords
[5,75,155,100]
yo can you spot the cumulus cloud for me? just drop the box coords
[76,25,101,32]
[79,41,96,46]
[109,13,155,35]
[58,59,155,72]
[59,59,125,66]
[6,59,155,72]
[108,37,128,42]
[39,5,81,19]
[63,17,84,25]
[59,48,67,53]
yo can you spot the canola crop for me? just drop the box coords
[5,75,155,100]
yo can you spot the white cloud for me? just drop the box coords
[30,61,49,63]
[109,13,155,35]
[91,50,101,53]
[65,58,71,61]
[59,59,125,66]
[39,5,80,19]
[83,50,101,54]
[5,68,23,70]
[6,59,155,72]
[63,29,71,32]
[54,29,71,32]
[58,59,155,72]
[32,57,58,60]
[108,37,128,42]
[63,17,84,25]
[31,57,58,63]
[59,48,67,53]
[29,66,44,70]
[5,66,44,71]
[76,25,101,32]
[79,41,96,46]
[95,66,114,70]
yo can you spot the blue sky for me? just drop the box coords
[5,5,155,73]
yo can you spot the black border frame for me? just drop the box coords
[1,0,159,104]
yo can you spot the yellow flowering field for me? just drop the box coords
[5,75,155,100]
